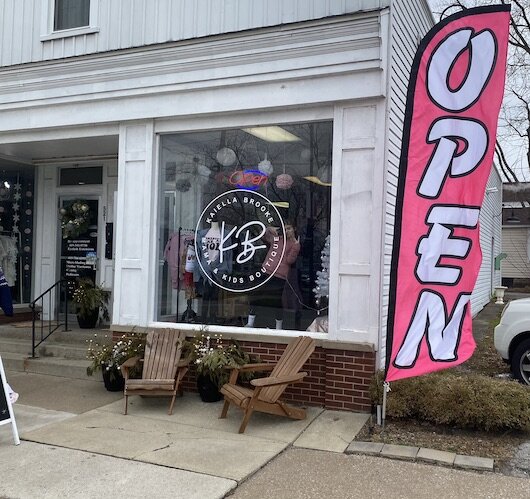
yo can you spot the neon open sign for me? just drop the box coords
[228,169,268,191]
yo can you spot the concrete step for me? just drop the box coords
[1,351,27,372]
[1,351,92,380]
[0,338,89,360]
[0,326,113,345]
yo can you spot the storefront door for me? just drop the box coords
[58,197,100,303]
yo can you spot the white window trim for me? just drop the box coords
[149,107,337,340]
[40,0,99,41]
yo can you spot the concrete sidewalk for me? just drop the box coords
[0,371,368,498]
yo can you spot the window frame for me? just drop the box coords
[41,0,99,41]
[151,114,335,338]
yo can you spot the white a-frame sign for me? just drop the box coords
[0,356,20,445]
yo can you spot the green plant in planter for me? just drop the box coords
[186,333,260,389]
[72,278,110,323]
[86,332,145,380]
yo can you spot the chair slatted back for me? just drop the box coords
[259,336,315,404]
[142,329,185,380]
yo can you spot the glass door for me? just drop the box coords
[58,197,99,308]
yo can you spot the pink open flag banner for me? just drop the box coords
[385,6,511,382]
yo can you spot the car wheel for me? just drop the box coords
[511,339,530,385]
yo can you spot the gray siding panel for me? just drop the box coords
[470,170,503,316]
[502,227,530,279]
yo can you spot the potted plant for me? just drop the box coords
[86,332,145,391]
[72,278,110,328]
[187,332,259,402]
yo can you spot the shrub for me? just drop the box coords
[370,370,530,432]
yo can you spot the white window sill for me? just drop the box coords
[41,26,99,42]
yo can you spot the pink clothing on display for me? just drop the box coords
[164,232,194,289]
[262,229,300,280]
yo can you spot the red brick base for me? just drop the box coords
[181,340,375,413]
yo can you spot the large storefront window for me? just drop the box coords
[157,122,332,332]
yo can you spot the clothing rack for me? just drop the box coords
[0,230,23,303]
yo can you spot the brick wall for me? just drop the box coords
[181,339,375,412]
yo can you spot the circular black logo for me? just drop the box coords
[195,189,286,292]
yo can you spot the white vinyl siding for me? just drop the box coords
[502,227,530,280]
[470,169,503,316]
[380,0,432,368]
[0,0,390,67]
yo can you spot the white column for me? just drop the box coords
[328,103,384,345]
[112,121,155,326]
[33,165,58,318]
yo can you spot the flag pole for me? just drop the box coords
[382,381,390,429]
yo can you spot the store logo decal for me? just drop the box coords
[195,189,285,293]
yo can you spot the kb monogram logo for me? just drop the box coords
[195,189,286,293]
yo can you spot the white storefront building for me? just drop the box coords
[0,0,501,410]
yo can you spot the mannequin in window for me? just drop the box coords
[197,219,233,323]
[245,223,300,329]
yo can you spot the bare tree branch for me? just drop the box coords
[495,140,519,182]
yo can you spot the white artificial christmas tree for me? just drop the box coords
[313,235,330,308]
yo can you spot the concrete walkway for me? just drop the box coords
[0,371,368,498]
[2,374,529,499]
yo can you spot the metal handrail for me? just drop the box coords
[29,279,69,358]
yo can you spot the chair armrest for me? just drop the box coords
[121,356,141,369]
[177,357,191,368]
[223,364,274,384]
[225,363,275,373]
[120,356,141,380]
[250,372,307,387]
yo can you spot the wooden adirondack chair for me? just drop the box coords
[120,328,189,415]
[219,336,315,433]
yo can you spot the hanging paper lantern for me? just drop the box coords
[258,158,273,175]
[276,173,293,190]
[216,147,237,167]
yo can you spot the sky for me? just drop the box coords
[423,0,529,182]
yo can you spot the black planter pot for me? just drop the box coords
[76,308,99,329]
[102,366,125,392]
[197,374,222,402]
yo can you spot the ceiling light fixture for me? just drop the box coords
[303,176,332,187]
[242,126,301,143]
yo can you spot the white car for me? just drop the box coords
[494,298,530,385]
